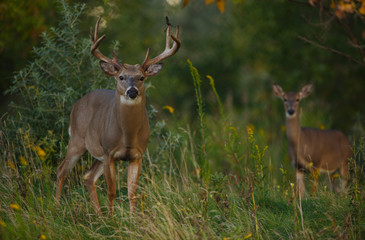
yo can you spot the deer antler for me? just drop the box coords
[90,17,121,68]
[141,16,181,69]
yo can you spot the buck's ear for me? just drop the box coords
[100,61,119,76]
[299,84,312,99]
[144,63,163,77]
[273,84,285,98]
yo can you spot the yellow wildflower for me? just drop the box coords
[281,125,286,132]
[162,105,175,114]
[332,173,340,179]
[320,124,325,130]
[290,182,295,188]
[0,220,6,227]
[307,162,313,168]
[7,160,15,170]
[36,146,46,157]
[246,125,254,141]
[19,156,28,166]
[244,233,253,239]
[9,203,20,211]
[40,234,47,240]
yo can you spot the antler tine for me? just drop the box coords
[90,17,121,65]
[141,18,181,69]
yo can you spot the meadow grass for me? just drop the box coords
[1,65,364,239]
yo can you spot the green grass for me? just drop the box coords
[1,57,364,239]
[1,108,364,239]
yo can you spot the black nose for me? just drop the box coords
[288,109,295,115]
[127,88,138,99]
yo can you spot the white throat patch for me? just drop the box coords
[120,95,142,106]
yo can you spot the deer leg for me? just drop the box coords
[84,160,104,215]
[339,161,349,193]
[296,170,306,199]
[128,158,142,213]
[311,169,319,196]
[56,138,85,203]
[104,156,116,216]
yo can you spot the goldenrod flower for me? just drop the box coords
[36,147,46,157]
[9,203,20,211]
[40,234,47,240]
[332,173,340,179]
[0,220,6,227]
[7,160,15,170]
[229,126,236,131]
[19,156,28,166]
[290,183,295,188]
[281,125,286,132]
[246,125,254,141]
[307,162,313,168]
[244,233,252,239]
[162,105,175,114]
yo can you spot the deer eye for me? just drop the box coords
[119,75,124,81]
[140,76,145,81]
[296,99,299,102]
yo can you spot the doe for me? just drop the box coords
[56,17,180,214]
[273,83,352,198]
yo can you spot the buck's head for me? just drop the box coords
[90,17,180,104]
[273,84,312,118]
[99,60,163,104]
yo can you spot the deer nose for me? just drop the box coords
[126,87,139,99]
[288,109,295,115]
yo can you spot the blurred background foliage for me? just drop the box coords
[1,0,365,168]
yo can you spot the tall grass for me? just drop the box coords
[1,1,365,239]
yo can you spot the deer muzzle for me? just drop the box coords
[126,86,139,99]
[288,109,295,115]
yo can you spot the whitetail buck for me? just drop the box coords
[56,17,180,214]
[273,83,352,198]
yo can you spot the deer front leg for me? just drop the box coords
[128,158,142,213]
[104,155,116,216]
[296,170,306,199]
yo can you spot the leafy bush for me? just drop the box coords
[4,1,116,164]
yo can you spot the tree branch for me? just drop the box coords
[298,35,365,67]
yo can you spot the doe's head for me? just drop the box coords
[273,83,312,118]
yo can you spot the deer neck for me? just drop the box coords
[114,91,147,146]
[285,115,301,147]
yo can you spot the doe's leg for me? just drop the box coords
[296,170,306,199]
[338,160,349,193]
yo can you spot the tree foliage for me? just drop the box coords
[5,1,110,161]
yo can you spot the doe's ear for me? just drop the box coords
[299,84,312,99]
[272,84,285,98]
[100,61,119,76]
[145,63,163,77]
